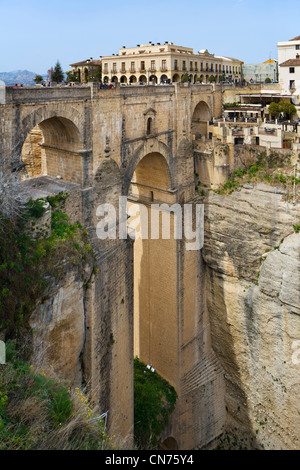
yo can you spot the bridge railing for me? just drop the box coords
[4,86,92,104]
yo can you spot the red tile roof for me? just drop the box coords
[70,59,101,67]
[279,58,300,67]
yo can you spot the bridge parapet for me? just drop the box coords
[4,85,92,104]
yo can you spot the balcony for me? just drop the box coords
[160,68,168,72]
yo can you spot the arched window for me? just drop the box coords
[147,117,152,136]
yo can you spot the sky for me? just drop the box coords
[0,0,300,74]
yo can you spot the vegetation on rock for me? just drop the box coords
[215,151,300,201]
[0,341,115,450]
[134,357,177,449]
[0,191,94,340]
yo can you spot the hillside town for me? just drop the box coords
[67,36,300,154]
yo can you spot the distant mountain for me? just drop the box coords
[0,70,47,86]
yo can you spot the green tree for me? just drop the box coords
[34,75,44,84]
[51,61,64,83]
[265,77,272,83]
[268,102,280,118]
[269,101,296,120]
[208,75,216,83]
[95,66,102,82]
[65,71,78,83]
[181,73,190,83]
[279,101,297,119]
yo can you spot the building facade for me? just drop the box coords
[242,59,278,83]
[69,58,101,83]
[100,42,243,85]
[278,35,300,100]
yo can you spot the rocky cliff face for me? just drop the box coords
[203,183,300,449]
[29,261,94,387]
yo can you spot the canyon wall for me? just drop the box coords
[203,183,300,449]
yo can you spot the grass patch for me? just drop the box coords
[216,151,298,197]
[0,340,116,450]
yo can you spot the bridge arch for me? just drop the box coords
[129,151,171,203]
[128,150,179,393]
[20,109,87,184]
[123,139,174,195]
[191,100,211,139]
[21,105,84,143]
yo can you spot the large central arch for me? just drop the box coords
[128,151,179,389]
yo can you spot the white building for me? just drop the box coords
[278,35,300,111]
[100,42,243,85]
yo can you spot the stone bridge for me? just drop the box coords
[0,82,226,449]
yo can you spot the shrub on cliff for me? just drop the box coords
[0,192,94,340]
[216,151,299,198]
[134,357,177,449]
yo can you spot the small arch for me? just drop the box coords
[149,75,157,84]
[129,75,137,84]
[192,100,211,122]
[147,117,152,136]
[120,75,128,84]
[160,437,179,450]
[192,100,211,139]
[139,75,147,84]
[111,76,118,83]
[160,74,168,84]
[172,74,180,83]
